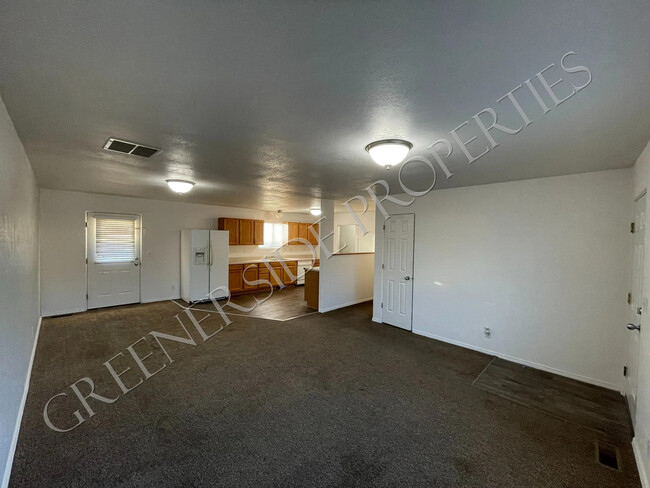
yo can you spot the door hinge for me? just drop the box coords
[381,264,384,269]
[628,292,632,304]
[631,222,635,233]
[383,224,385,230]
[85,258,88,265]
[86,293,88,300]
[624,366,628,377]
[380,302,383,308]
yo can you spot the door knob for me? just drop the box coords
[627,323,641,331]
[404,276,411,281]
[133,258,140,267]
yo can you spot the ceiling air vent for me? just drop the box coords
[103,138,161,158]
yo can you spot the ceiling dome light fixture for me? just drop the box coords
[310,207,321,216]
[365,139,413,169]
[166,179,195,194]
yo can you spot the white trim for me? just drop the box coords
[412,328,622,392]
[319,297,373,313]
[141,296,179,304]
[633,437,649,488]
[2,316,42,488]
[42,307,86,318]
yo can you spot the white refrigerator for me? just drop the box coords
[180,230,229,303]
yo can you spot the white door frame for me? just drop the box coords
[85,211,143,310]
[379,213,415,330]
[627,191,646,423]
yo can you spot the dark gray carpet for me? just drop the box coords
[10,300,641,487]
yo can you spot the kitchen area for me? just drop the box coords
[180,208,375,319]
[181,214,322,318]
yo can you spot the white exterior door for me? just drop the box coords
[87,213,141,309]
[382,214,414,330]
[627,194,646,422]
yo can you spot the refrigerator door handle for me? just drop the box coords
[210,243,214,266]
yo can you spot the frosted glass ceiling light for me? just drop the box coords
[310,207,321,216]
[166,179,195,194]
[365,139,413,169]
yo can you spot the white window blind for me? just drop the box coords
[262,222,288,248]
[95,217,137,263]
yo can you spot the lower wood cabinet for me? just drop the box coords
[243,265,258,290]
[282,261,298,285]
[229,261,298,294]
[228,264,244,293]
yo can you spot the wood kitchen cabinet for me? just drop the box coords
[228,264,244,292]
[258,265,270,286]
[253,220,264,245]
[242,265,258,290]
[218,218,265,245]
[298,223,309,242]
[269,263,283,286]
[288,222,299,245]
[287,221,318,245]
[218,218,240,245]
[308,223,319,245]
[239,219,254,245]
[282,261,298,285]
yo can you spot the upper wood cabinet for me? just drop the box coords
[218,218,265,245]
[288,222,299,245]
[298,223,309,242]
[253,220,264,245]
[218,218,240,245]
[287,221,318,245]
[308,223,319,245]
[239,219,254,245]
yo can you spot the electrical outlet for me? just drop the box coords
[484,327,491,339]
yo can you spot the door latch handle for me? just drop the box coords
[133,258,140,267]
[627,323,641,331]
[637,306,643,315]
[404,276,411,281]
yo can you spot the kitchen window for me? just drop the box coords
[261,222,288,248]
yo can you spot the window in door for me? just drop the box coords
[94,216,137,263]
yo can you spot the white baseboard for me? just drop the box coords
[42,307,86,318]
[633,437,649,488]
[141,296,180,304]
[2,316,42,488]
[319,297,373,313]
[412,328,622,392]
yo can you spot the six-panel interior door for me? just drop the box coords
[627,194,646,422]
[382,214,414,330]
[87,213,141,309]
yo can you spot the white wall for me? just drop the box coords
[318,200,374,312]
[333,210,375,253]
[39,189,313,316]
[633,140,650,487]
[0,98,40,487]
[374,169,632,391]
